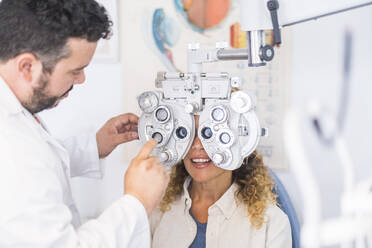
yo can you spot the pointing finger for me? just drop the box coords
[136,139,158,160]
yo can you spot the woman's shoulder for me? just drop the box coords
[266,203,287,217]
[265,203,291,226]
[263,203,293,247]
[233,200,290,228]
[264,202,292,243]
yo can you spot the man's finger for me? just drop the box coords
[122,123,137,132]
[116,113,139,125]
[116,123,137,134]
[115,132,139,145]
[136,139,158,160]
[143,156,161,170]
[114,114,139,132]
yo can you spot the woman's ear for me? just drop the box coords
[15,53,42,85]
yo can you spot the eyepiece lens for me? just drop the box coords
[176,127,188,139]
[201,127,213,139]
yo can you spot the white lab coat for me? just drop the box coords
[0,76,150,247]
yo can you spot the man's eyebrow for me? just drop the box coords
[72,64,89,71]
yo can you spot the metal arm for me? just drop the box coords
[240,0,372,66]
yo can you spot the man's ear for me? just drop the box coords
[15,53,42,84]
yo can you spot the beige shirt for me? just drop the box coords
[150,177,292,248]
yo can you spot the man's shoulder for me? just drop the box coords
[0,114,56,169]
[0,115,41,145]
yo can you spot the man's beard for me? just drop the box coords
[22,74,72,114]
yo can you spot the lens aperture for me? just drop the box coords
[211,107,225,122]
[155,107,169,122]
[152,132,163,144]
[176,127,188,139]
[219,132,231,144]
[201,127,213,139]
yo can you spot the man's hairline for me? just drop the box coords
[0,37,98,74]
[43,37,101,74]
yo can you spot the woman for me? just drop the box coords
[150,115,291,248]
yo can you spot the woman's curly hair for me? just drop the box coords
[159,151,277,229]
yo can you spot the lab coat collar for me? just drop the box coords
[0,75,52,135]
[0,75,25,116]
[182,176,238,220]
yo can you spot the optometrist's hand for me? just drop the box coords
[96,113,139,159]
[124,139,170,215]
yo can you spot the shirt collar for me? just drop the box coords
[0,75,25,115]
[182,176,238,220]
[214,182,238,219]
[182,177,193,209]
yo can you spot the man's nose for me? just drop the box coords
[74,71,85,85]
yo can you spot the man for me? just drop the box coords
[0,0,169,247]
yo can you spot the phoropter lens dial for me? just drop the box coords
[211,106,227,123]
[219,132,231,144]
[201,127,213,139]
[175,127,188,139]
[152,132,163,144]
[155,106,170,123]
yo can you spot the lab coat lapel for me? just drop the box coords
[35,115,71,176]
[34,117,82,226]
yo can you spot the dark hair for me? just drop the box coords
[0,0,112,72]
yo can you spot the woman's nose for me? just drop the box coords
[191,134,204,150]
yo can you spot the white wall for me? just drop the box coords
[40,2,372,234]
